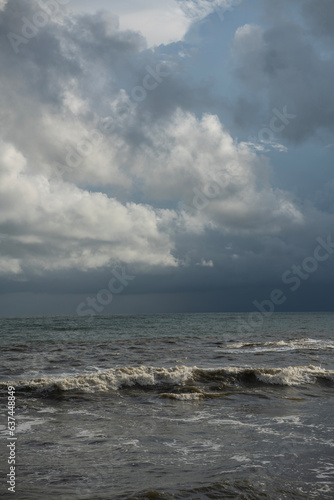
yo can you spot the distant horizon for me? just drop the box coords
[1,309,334,319]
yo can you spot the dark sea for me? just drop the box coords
[0,313,334,499]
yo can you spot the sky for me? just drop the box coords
[0,0,334,316]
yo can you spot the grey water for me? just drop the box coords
[0,312,334,499]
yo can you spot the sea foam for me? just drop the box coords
[2,364,333,395]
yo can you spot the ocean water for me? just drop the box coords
[0,312,334,499]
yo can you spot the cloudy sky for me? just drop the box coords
[0,0,334,316]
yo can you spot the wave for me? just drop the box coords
[219,338,334,353]
[1,365,334,396]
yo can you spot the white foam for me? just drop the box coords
[219,338,334,354]
[161,392,203,400]
[37,407,58,414]
[5,363,334,394]
[75,429,104,439]
[231,455,251,462]
[118,438,140,447]
[13,365,195,393]
[15,417,48,433]
[271,416,301,425]
[254,365,334,386]
[310,463,334,480]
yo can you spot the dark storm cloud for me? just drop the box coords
[301,0,334,40]
[0,0,334,314]
[231,2,334,144]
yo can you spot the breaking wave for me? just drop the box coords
[2,365,334,397]
[219,338,334,353]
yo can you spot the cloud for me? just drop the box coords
[0,100,305,277]
[68,0,240,47]
[301,0,334,41]
[0,0,334,306]
[231,8,334,144]
[70,0,187,46]
[0,139,179,275]
[121,110,303,235]
[177,0,238,21]
[196,258,214,267]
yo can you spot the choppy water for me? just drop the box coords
[0,313,334,499]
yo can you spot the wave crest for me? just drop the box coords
[2,365,333,396]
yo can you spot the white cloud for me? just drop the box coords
[233,23,263,48]
[70,0,188,46]
[0,101,305,277]
[242,140,288,153]
[196,258,214,267]
[0,140,178,275]
[69,0,239,47]
[0,257,21,275]
[121,110,303,234]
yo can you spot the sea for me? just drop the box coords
[0,312,334,499]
